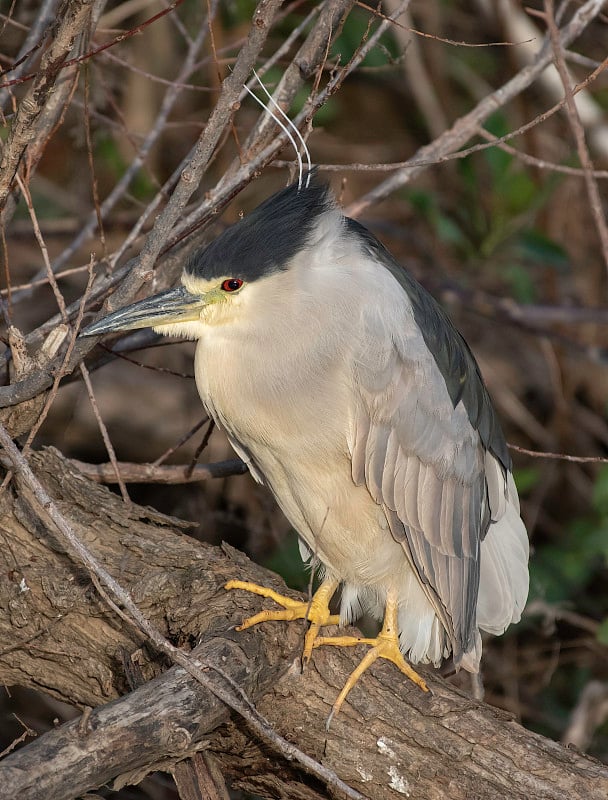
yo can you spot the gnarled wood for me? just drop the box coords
[0,448,607,799]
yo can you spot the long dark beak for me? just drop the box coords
[80,285,205,337]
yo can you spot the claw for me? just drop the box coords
[323,592,429,727]
[224,578,339,650]
[225,580,428,727]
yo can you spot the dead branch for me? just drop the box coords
[0,448,606,800]
[0,426,361,800]
[543,0,608,273]
[563,681,608,751]
[46,11,215,278]
[0,0,355,412]
[66,457,247,483]
[0,0,94,212]
[348,0,608,215]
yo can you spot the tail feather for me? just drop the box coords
[477,472,529,634]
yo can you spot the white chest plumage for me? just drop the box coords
[81,174,528,689]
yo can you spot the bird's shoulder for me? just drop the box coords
[346,217,510,472]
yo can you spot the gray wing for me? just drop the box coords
[348,218,510,471]
[348,242,508,660]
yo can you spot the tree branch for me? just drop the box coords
[65,456,248,483]
[0,0,94,212]
[0,0,355,412]
[0,448,606,800]
[0,428,361,800]
[347,0,607,215]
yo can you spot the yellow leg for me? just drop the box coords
[320,590,429,728]
[224,578,340,659]
[226,580,429,727]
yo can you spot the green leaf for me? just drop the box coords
[597,617,608,645]
[513,466,541,494]
[406,189,434,217]
[504,263,536,304]
[498,171,537,215]
[592,466,608,516]
[434,212,468,246]
[263,531,309,591]
[518,229,569,270]
[482,113,512,178]
[405,189,468,248]
[96,134,127,180]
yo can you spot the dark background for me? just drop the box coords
[1,0,607,796]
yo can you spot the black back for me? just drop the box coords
[347,218,511,474]
[186,175,510,475]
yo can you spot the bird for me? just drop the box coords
[81,171,529,720]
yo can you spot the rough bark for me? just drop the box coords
[0,0,94,213]
[0,448,607,800]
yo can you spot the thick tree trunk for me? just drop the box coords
[0,448,607,799]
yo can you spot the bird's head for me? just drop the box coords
[80,174,335,342]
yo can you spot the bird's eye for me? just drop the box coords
[221,278,243,293]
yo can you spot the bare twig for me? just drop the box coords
[508,443,608,464]
[543,0,608,275]
[67,457,247,483]
[387,2,447,139]
[78,362,131,504]
[0,715,37,759]
[0,258,94,491]
[0,0,187,90]
[48,3,217,278]
[348,0,608,215]
[14,173,68,322]
[0,0,59,111]
[0,262,103,296]
[82,55,107,266]
[475,127,608,179]
[21,258,95,457]
[169,0,397,249]
[152,417,209,466]
[293,47,608,179]
[0,425,364,800]
[295,138,608,177]
[494,0,608,161]
[356,0,534,48]
[0,0,301,408]
[186,419,215,479]
[94,0,286,320]
[0,0,93,211]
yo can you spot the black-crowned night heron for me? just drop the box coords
[82,173,529,718]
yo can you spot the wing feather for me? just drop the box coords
[418,464,443,550]
[381,429,400,510]
[349,280,505,660]
[402,457,422,532]
[365,424,389,503]
[351,412,369,486]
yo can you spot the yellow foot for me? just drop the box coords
[224,578,340,659]
[225,580,430,728]
[317,592,430,729]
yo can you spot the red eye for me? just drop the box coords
[221,278,243,292]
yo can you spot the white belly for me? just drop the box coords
[194,329,456,668]
[194,333,409,587]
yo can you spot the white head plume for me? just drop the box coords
[245,69,312,190]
